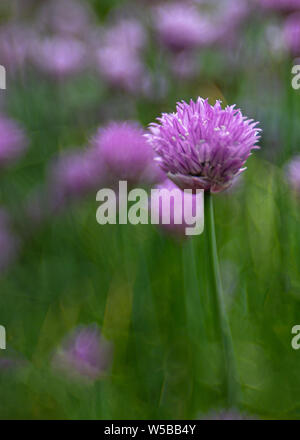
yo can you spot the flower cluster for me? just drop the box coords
[146,98,261,193]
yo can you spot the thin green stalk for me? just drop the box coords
[204,191,240,407]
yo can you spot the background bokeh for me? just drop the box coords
[0,0,300,420]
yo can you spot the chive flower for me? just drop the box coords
[146,97,261,193]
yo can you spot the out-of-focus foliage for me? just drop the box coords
[0,0,300,420]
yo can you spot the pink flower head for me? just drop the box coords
[153,2,213,51]
[52,325,113,382]
[146,97,261,193]
[0,116,27,168]
[91,122,161,185]
[31,36,86,79]
[283,12,300,55]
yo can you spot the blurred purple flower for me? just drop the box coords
[283,12,300,55]
[52,325,113,382]
[151,178,202,238]
[213,0,251,43]
[96,45,145,92]
[0,23,34,72]
[31,36,87,79]
[146,97,261,193]
[0,209,20,274]
[259,0,300,12]
[49,148,104,209]
[95,18,147,92]
[190,0,251,47]
[103,18,147,53]
[36,0,92,37]
[153,2,213,51]
[0,116,27,168]
[285,155,300,193]
[91,122,163,185]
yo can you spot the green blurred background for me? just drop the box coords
[0,0,300,420]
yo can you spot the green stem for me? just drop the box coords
[204,191,240,407]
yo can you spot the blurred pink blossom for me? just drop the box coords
[95,18,147,92]
[91,122,162,185]
[0,115,27,168]
[283,12,300,55]
[48,147,105,210]
[285,155,300,193]
[36,0,93,37]
[96,45,145,92]
[0,23,34,72]
[31,36,87,79]
[153,2,214,51]
[52,325,113,382]
[259,0,300,12]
